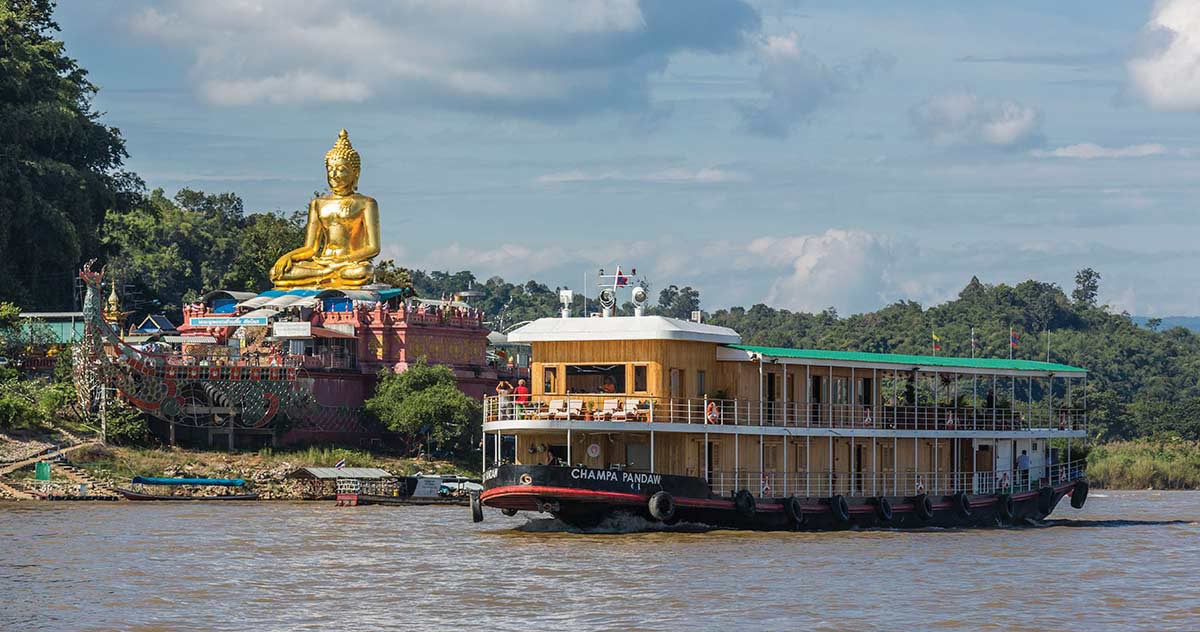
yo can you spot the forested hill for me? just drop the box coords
[703,275,1200,443]
[1131,316,1200,333]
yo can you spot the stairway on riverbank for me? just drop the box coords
[53,458,121,498]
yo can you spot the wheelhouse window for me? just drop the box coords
[566,364,626,393]
[543,366,558,393]
[633,365,648,392]
[696,370,707,397]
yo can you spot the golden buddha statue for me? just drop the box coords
[269,129,381,288]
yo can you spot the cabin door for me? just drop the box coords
[696,441,715,481]
[854,444,865,494]
[810,375,823,424]
[766,373,777,424]
[995,440,1013,491]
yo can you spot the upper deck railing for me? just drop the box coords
[484,394,1086,434]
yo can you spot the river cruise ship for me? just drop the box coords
[473,300,1090,530]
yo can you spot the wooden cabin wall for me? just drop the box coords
[530,339,725,399]
[530,339,904,409]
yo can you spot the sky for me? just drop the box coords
[53,0,1200,316]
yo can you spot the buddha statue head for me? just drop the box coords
[325,129,361,196]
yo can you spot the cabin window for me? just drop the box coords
[764,444,779,470]
[626,442,651,472]
[543,366,558,393]
[833,377,848,404]
[566,364,626,393]
[633,365,648,392]
[669,368,683,398]
[858,378,874,406]
[696,370,707,396]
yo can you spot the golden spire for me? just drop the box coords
[325,128,361,172]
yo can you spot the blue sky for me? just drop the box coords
[56,0,1200,316]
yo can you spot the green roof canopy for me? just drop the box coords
[724,344,1086,375]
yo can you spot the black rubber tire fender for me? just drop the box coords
[875,496,893,522]
[829,494,850,523]
[1070,480,1089,509]
[915,494,934,521]
[1037,486,1055,516]
[648,490,676,522]
[998,493,1015,521]
[783,496,805,526]
[470,491,483,523]
[954,491,972,518]
[501,508,519,517]
[734,489,756,517]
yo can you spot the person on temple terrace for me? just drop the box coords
[513,379,530,415]
[1016,450,1031,489]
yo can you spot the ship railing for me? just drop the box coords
[483,395,1086,433]
[703,459,1086,498]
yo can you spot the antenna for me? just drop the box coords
[558,289,574,318]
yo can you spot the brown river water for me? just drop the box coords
[1,490,1197,631]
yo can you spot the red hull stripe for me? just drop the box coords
[482,484,1070,513]
[483,485,645,505]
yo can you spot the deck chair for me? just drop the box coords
[555,399,582,420]
[537,399,564,420]
[612,399,640,421]
[596,399,621,420]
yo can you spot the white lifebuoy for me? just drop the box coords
[705,401,720,424]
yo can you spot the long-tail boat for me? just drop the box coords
[115,476,259,501]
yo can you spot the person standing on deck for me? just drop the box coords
[496,380,513,420]
[513,379,530,416]
[1016,450,1031,490]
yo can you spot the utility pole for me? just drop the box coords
[100,386,108,445]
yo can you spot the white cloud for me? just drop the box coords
[535,167,747,185]
[1129,0,1200,111]
[127,0,760,115]
[1031,143,1168,159]
[909,93,1043,149]
[740,33,894,138]
[746,229,897,313]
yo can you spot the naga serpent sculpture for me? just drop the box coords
[72,261,361,433]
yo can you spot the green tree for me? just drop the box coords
[104,399,151,446]
[102,188,305,317]
[364,359,481,456]
[1072,267,1101,307]
[652,284,702,319]
[0,0,140,310]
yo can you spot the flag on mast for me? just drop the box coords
[970,326,977,358]
[1009,326,1019,359]
[932,331,942,353]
